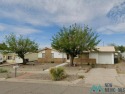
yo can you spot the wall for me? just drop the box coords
[25,53,38,61]
[74,53,89,63]
[89,53,98,63]
[6,53,15,63]
[38,49,66,63]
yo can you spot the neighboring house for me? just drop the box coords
[121,52,125,60]
[0,52,3,63]
[5,52,38,64]
[89,46,115,64]
[6,53,16,63]
[38,47,67,63]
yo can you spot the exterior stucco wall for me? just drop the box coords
[38,49,66,63]
[25,53,38,61]
[51,50,67,58]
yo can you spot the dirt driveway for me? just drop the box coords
[85,68,123,87]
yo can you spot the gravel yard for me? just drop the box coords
[0,72,24,78]
[0,62,59,72]
[62,64,91,75]
[22,73,80,81]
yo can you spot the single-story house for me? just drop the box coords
[4,52,38,64]
[89,46,115,64]
[38,47,67,63]
[38,46,115,64]
[0,52,3,63]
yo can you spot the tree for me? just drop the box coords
[0,43,8,51]
[5,34,38,64]
[108,43,125,53]
[51,24,100,66]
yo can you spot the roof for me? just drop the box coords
[38,47,52,52]
[96,46,115,52]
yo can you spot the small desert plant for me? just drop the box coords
[6,72,11,78]
[78,75,84,79]
[50,67,66,81]
[51,61,54,63]
[0,68,8,73]
[91,64,95,68]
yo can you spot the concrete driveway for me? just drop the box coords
[85,68,123,87]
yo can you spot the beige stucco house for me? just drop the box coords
[38,46,115,64]
[4,52,38,64]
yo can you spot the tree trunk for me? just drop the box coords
[22,57,26,65]
[70,55,74,66]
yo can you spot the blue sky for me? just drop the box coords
[0,0,125,48]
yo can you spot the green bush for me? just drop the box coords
[50,67,66,81]
[51,61,54,63]
[0,68,8,73]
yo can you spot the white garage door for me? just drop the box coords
[98,53,113,64]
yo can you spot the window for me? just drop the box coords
[42,53,45,58]
[51,53,54,58]
[8,56,12,60]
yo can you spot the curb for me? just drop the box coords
[3,78,72,86]
[0,78,6,80]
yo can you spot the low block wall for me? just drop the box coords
[38,58,66,63]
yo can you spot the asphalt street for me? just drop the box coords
[0,81,90,94]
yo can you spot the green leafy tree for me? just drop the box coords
[0,43,8,51]
[108,43,125,53]
[5,34,38,64]
[51,24,100,66]
[117,45,125,53]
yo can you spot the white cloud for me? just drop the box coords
[97,23,125,34]
[0,0,122,26]
[0,23,40,35]
[0,0,125,35]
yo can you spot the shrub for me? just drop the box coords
[78,75,84,79]
[91,64,95,68]
[50,67,66,81]
[0,68,8,73]
[51,61,54,63]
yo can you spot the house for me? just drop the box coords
[0,52,3,63]
[38,47,67,63]
[4,52,38,64]
[89,46,115,64]
[38,46,115,64]
[38,47,95,64]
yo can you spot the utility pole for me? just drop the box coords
[103,41,104,46]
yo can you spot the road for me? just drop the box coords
[0,81,90,94]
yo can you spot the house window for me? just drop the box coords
[8,56,12,60]
[51,53,54,58]
[42,53,45,58]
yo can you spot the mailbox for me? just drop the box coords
[13,65,19,69]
